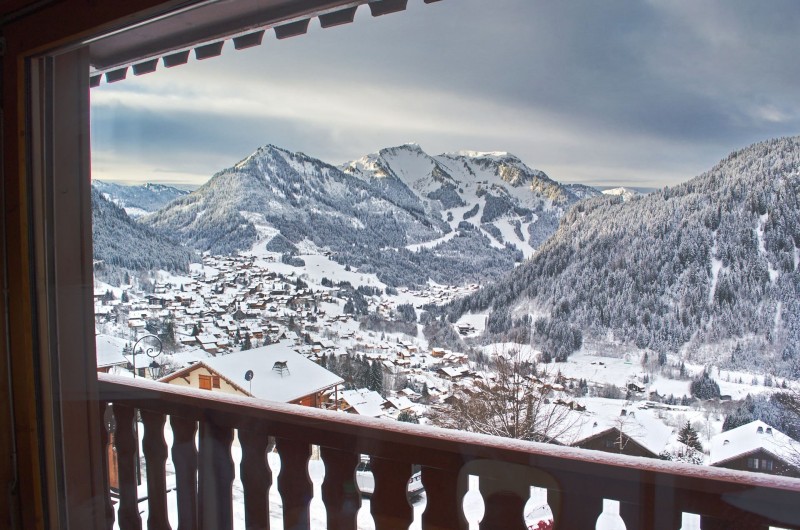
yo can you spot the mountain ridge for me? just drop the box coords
[143,142,598,287]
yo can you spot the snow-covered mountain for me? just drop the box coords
[92,188,193,277]
[145,143,597,287]
[92,180,189,218]
[602,187,639,201]
[342,144,598,251]
[449,137,800,376]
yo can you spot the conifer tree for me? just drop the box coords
[678,421,703,452]
[368,361,384,395]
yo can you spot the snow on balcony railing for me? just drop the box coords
[97,373,800,530]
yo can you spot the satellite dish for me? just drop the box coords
[244,370,254,381]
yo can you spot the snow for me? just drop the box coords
[708,234,724,304]
[453,150,510,159]
[649,377,691,398]
[123,206,149,218]
[340,389,386,417]
[406,230,458,252]
[456,313,488,335]
[602,187,638,201]
[95,334,128,368]
[545,350,643,387]
[710,420,800,466]
[755,213,780,282]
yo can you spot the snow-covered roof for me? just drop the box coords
[201,342,343,403]
[439,366,470,378]
[340,388,386,417]
[568,404,674,455]
[385,395,414,411]
[95,334,128,368]
[710,420,800,466]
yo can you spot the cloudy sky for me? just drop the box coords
[90,0,800,189]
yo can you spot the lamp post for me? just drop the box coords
[130,334,162,485]
[132,334,163,379]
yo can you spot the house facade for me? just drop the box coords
[159,343,344,408]
[710,420,800,478]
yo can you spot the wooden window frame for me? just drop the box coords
[199,374,213,390]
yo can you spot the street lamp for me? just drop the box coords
[130,334,162,486]
[132,334,163,379]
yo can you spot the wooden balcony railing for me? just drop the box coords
[97,373,800,530]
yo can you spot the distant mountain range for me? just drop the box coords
[134,143,598,287]
[93,180,189,218]
[448,137,800,376]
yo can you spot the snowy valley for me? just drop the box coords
[93,138,800,528]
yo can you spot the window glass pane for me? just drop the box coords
[82,2,800,529]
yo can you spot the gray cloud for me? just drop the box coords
[91,0,800,188]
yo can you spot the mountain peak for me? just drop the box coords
[451,150,514,160]
[602,187,639,201]
[380,143,426,156]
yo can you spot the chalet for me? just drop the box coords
[340,389,387,417]
[197,334,220,354]
[399,388,422,402]
[437,366,472,381]
[127,318,146,332]
[627,381,646,393]
[159,343,343,408]
[178,335,199,347]
[94,334,128,373]
[457,323,475,335]
[570,410,673,458]
[431,347,448,358]
[710,421,800,478]
[384,396,414,412]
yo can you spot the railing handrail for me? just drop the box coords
[97,373,800,495]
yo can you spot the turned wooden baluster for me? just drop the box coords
[275,437,313,530]
[114,404,142,530]
[619,482,681,530]
[198,421,235,530]
[477,471,528,530]
[98,402,115,530]
[238,429,272,530]
[369,456,413,530]
[421,466,468,530]
[320,447,361,530]
[170,416,198,530]
[549,476,603,529]
[141,410,171,530]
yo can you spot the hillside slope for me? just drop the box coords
[450,137,800,376]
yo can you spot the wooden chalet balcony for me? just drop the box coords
[98,373,800,530]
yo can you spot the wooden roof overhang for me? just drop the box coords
[88,0,441,81]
